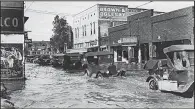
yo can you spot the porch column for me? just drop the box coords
[113,48,117,62]
[128,46,131,63]
[149,42,153,60]
[138,47,141,63]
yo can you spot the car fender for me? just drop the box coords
[176,81,194,93]
[146,75,161,82]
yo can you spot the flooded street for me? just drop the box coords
[9,63,194,108]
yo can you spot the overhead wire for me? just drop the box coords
[135,1,153,8]
[25,1,34,12]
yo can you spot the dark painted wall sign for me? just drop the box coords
[1,9,24,32]
[1,1,24,32]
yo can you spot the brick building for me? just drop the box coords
[108,6,194,64]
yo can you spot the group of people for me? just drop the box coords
[1,46,23,70]
[174,51,190,70]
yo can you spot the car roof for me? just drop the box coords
[85,51,113,57]
[52,53,65,57]
[66,53,82,57]
[163,45,194,53]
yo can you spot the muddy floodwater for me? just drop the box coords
[8,63,194,108]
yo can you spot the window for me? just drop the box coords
[84,25,86,36]
[77,27,79,38]
[110,22,114,27]
[82,26,84,36]
[75,28,77,38]
[90,23,92,35]
[93,22,95,34]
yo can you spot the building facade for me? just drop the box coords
[29,41,51,55]
[72,4,149,53]
[108,6,194,64]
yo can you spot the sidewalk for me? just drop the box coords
[115,62,146,71]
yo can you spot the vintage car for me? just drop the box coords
[144,45,194,98]
[51,54,65,67]
[63,53,83,71]
[37,54,51,65]
[25,55,34,63]
[83,51,126,78]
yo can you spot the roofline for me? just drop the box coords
[128,7,164,13]
[152,6,194,19]
[97,4,128,7]
[73,4,128,17]
[163,45,194,53]
[73,4,98,17]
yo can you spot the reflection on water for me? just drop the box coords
[8,63,194,108]
[2,80,25,92]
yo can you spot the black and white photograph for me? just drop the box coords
[0,1,194,108]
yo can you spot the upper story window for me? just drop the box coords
[77,27,79,38]
[90,23,92,35]
[82,25,84,36]
[75,28,77,38]
[93,22,95,34]
[84,25,87,36]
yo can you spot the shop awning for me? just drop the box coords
[110,43,137,47]
[66,48,87,53]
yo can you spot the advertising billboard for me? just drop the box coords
[1,34,24,80]
[98,4,128,20]
[1,43,24,79]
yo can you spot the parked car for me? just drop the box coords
[37,54,51,65]
[51,54,65,67]
[83,51,126,78]
[63,53,83,72]
[25,55,34,63]
[144,45,194,98]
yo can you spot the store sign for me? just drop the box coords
[25,39,32,43]
[1,1,24,8]
[99,5,127,19]
[90,40,98,45]
[1,9,24,32]
[118,37,137,43]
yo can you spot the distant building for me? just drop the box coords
[71,4,154,53]
[29,41,51,55]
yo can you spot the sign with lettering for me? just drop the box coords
[1,1,24,8]
[99,5,128,19]
[90,40,98,45]
[25,39,32,43]
[1,9,24,32]
[118,37,137,43]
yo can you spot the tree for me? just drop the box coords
[50,15,73,53]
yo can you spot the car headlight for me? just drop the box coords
[106,70,109,74]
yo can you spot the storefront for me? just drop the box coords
[110,37,137,63]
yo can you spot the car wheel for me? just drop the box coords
[149,78,158,90]
[97,73,103,78]
[85,69,89,76]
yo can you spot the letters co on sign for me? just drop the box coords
[0,2,24,32]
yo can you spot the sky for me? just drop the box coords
[24,1,194,41]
